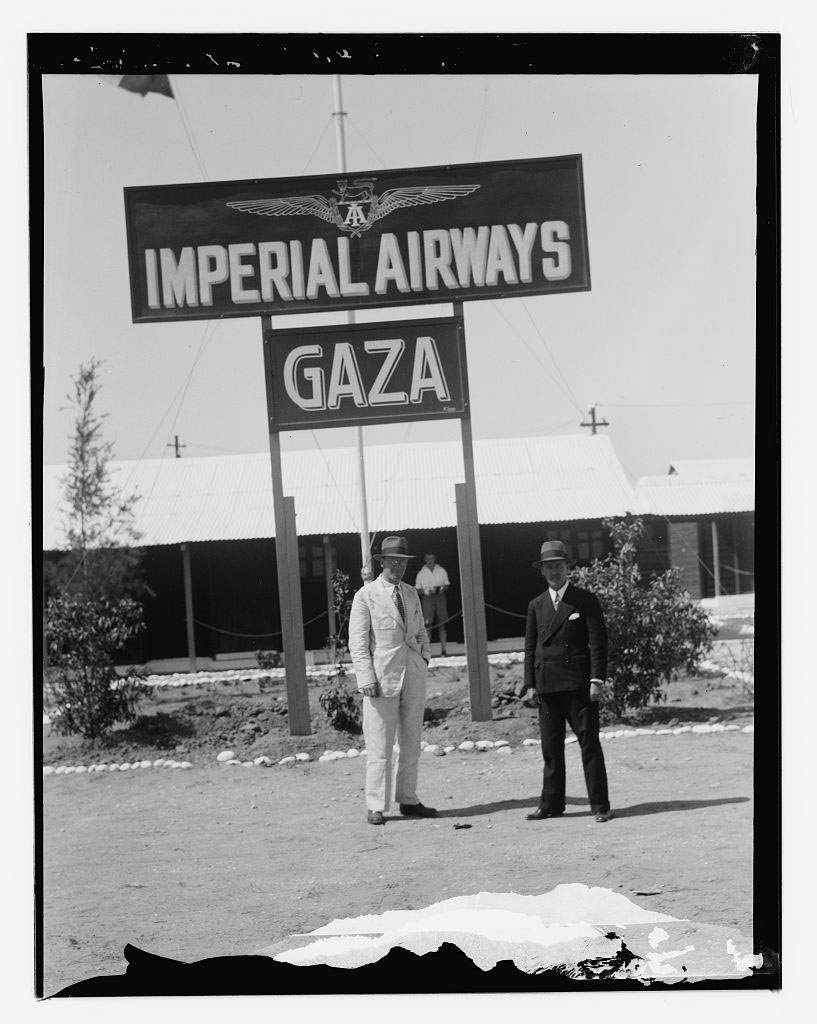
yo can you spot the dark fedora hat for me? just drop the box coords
[532,540,571,567]
[374,536,414,561]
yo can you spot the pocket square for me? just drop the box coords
[568,612,581,620]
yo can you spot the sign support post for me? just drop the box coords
[125,147,590,728]
[455,481,491,719]
[455,413,493,716]
[282,495,311,729]
[266,418,312,735]
[453,301,492,720]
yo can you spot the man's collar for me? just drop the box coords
[549,581,569,600]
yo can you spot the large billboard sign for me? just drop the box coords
[263,317,468,431]
[125,155,590,323]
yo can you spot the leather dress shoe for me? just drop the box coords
[367,810,385,825]
[525,808,563,820]
[594,811,612,823]
[399,802,438,818]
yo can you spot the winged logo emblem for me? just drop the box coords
[226,177,481,237]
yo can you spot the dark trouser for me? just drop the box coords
[538,689,609,814]
[421,593,448,651]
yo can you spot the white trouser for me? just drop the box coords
[362,652,427,811]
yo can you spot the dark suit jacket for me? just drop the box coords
[524,583,608,694]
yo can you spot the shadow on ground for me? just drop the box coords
[430,795,749,820]
[622,703,754,726]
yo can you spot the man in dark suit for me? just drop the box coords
[519,540,611,823]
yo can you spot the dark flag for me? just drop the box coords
[100,74,173,99]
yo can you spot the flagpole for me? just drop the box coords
[332,74,373,582]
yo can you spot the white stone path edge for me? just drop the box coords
[43,721,753,776]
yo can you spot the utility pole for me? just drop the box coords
[167,434,187,457]
[580,405,609,435]
[332,74,373,581]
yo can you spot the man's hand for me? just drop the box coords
[518,686,540,707]
[359,684,378,698]
[589,681,603,703]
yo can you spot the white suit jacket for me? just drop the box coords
[348,576,430,696]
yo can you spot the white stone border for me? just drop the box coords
[131,651,526,690]
[43,720,753,777]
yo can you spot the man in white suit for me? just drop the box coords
[349,536,438,825]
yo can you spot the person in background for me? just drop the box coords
[414,552,450,657]
[518,540,612,824]
[348,536,437,826]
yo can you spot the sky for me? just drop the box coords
[41,71,758,482]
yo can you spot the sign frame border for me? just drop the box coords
[124,153,591,324]
[262,314,470,433]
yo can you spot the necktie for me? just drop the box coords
[552,591,560,610]
[392,585,405,621]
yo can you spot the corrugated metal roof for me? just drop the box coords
[43,434,637,550]
[634,477,755,516]
[636,456,755,515]
[667,457,755,483]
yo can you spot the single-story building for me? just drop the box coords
[43,438,754,664]
[634,458,755,600]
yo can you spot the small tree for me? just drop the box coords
[45,358,146,604]
[44,359,150,739]
[318,569,362,733]
[45,594,150,741]
[571,516,717,720]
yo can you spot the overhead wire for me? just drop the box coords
[519,298,584,412]
[366,420,419,544]
[110,76,217,525]
[599,402,753,409]
[193,608,329,639]
[183,442,258,455]
[117,320,218,530]
[306,429,365,533]
[300,115,335,174]
[166,76,210,182]
[345,118,388,169]
[489,302,584,414]
[548,416,584,433]
[127,319,216,465]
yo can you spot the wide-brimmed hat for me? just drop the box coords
[532,540,571,567]
[374,536,414,561]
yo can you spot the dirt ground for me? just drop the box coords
[41,666,754,997]
[42,658,753,768]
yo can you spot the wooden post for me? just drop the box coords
[711,519,722,599]
[266,429,312,735]
[455,450,492,720]
[283,496,311,731]
[451,299,491,720]
[324,535,337,662]
[180,543,196,673]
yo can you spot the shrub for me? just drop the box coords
[571,516,718,721]
[318,677,362,733]
[318,569,362,732]
[45,593,150,741]
[255,649,283,670]
[325,569,354,662]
